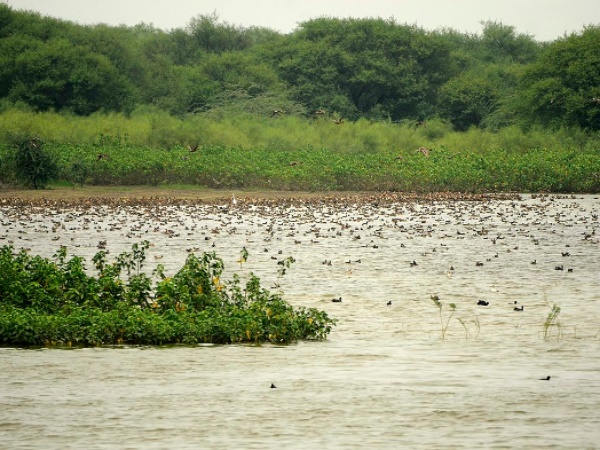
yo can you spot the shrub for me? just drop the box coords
[0,243,336,347]
[11,135,58,189]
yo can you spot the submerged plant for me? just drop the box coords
[431,294,456,340]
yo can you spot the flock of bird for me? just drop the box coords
[1,192,598,338]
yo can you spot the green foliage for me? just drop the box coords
[262,17,453,120]
[0,4,596,131]
[7,38,134,115]
[438,71,496,130]
[479,21,540,64]
[0,6,599,192]
[519,26,600,130]
[10,135,58,189]
[0,244,336,347]
[0,109,599,193]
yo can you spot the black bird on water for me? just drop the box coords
[514,305,524,311]
[387,301,392,306]
[477,300,489,306]
[270,383,277,388]
[331,297,342,303]
[539,376,551,381]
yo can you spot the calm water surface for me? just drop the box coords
[1,194,599,449]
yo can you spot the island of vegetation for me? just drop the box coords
[0,242,336,347]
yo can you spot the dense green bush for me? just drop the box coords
[1,4,598,129]
[10,135,58,189]
[0,243,336,347]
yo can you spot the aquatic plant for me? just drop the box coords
[430,294,456,340]
[542,303,562,340]
[276,256,296,278]
[457,317,468,339]
[238,246,249,271]
[473,315,481,340]
[0,243,336,347]
[457,315,481,340]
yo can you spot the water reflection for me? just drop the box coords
[1,194,599,448]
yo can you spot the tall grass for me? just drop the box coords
[1,107,599,192]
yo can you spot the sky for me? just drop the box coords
[5,0,600,41]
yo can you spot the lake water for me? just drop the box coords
[1,193,599,449]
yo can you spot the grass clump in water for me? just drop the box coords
[542,303,562,340]
[431,294,456,340]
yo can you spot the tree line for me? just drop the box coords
[1,4,599,131]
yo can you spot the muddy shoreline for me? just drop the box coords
[0,186,521,207]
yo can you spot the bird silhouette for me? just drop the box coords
[539,376,551,381]
[270,383,277,388]
[416,146,430,157]
[477,300,489,306]
[331,297,342,303]
[187,144,199,153]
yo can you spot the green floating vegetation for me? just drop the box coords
[0,242,336,347]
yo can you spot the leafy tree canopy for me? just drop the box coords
[0,3,598,131]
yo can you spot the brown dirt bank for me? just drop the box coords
[0,186,520,207]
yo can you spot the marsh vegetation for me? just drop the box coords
[0,242,335,347]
